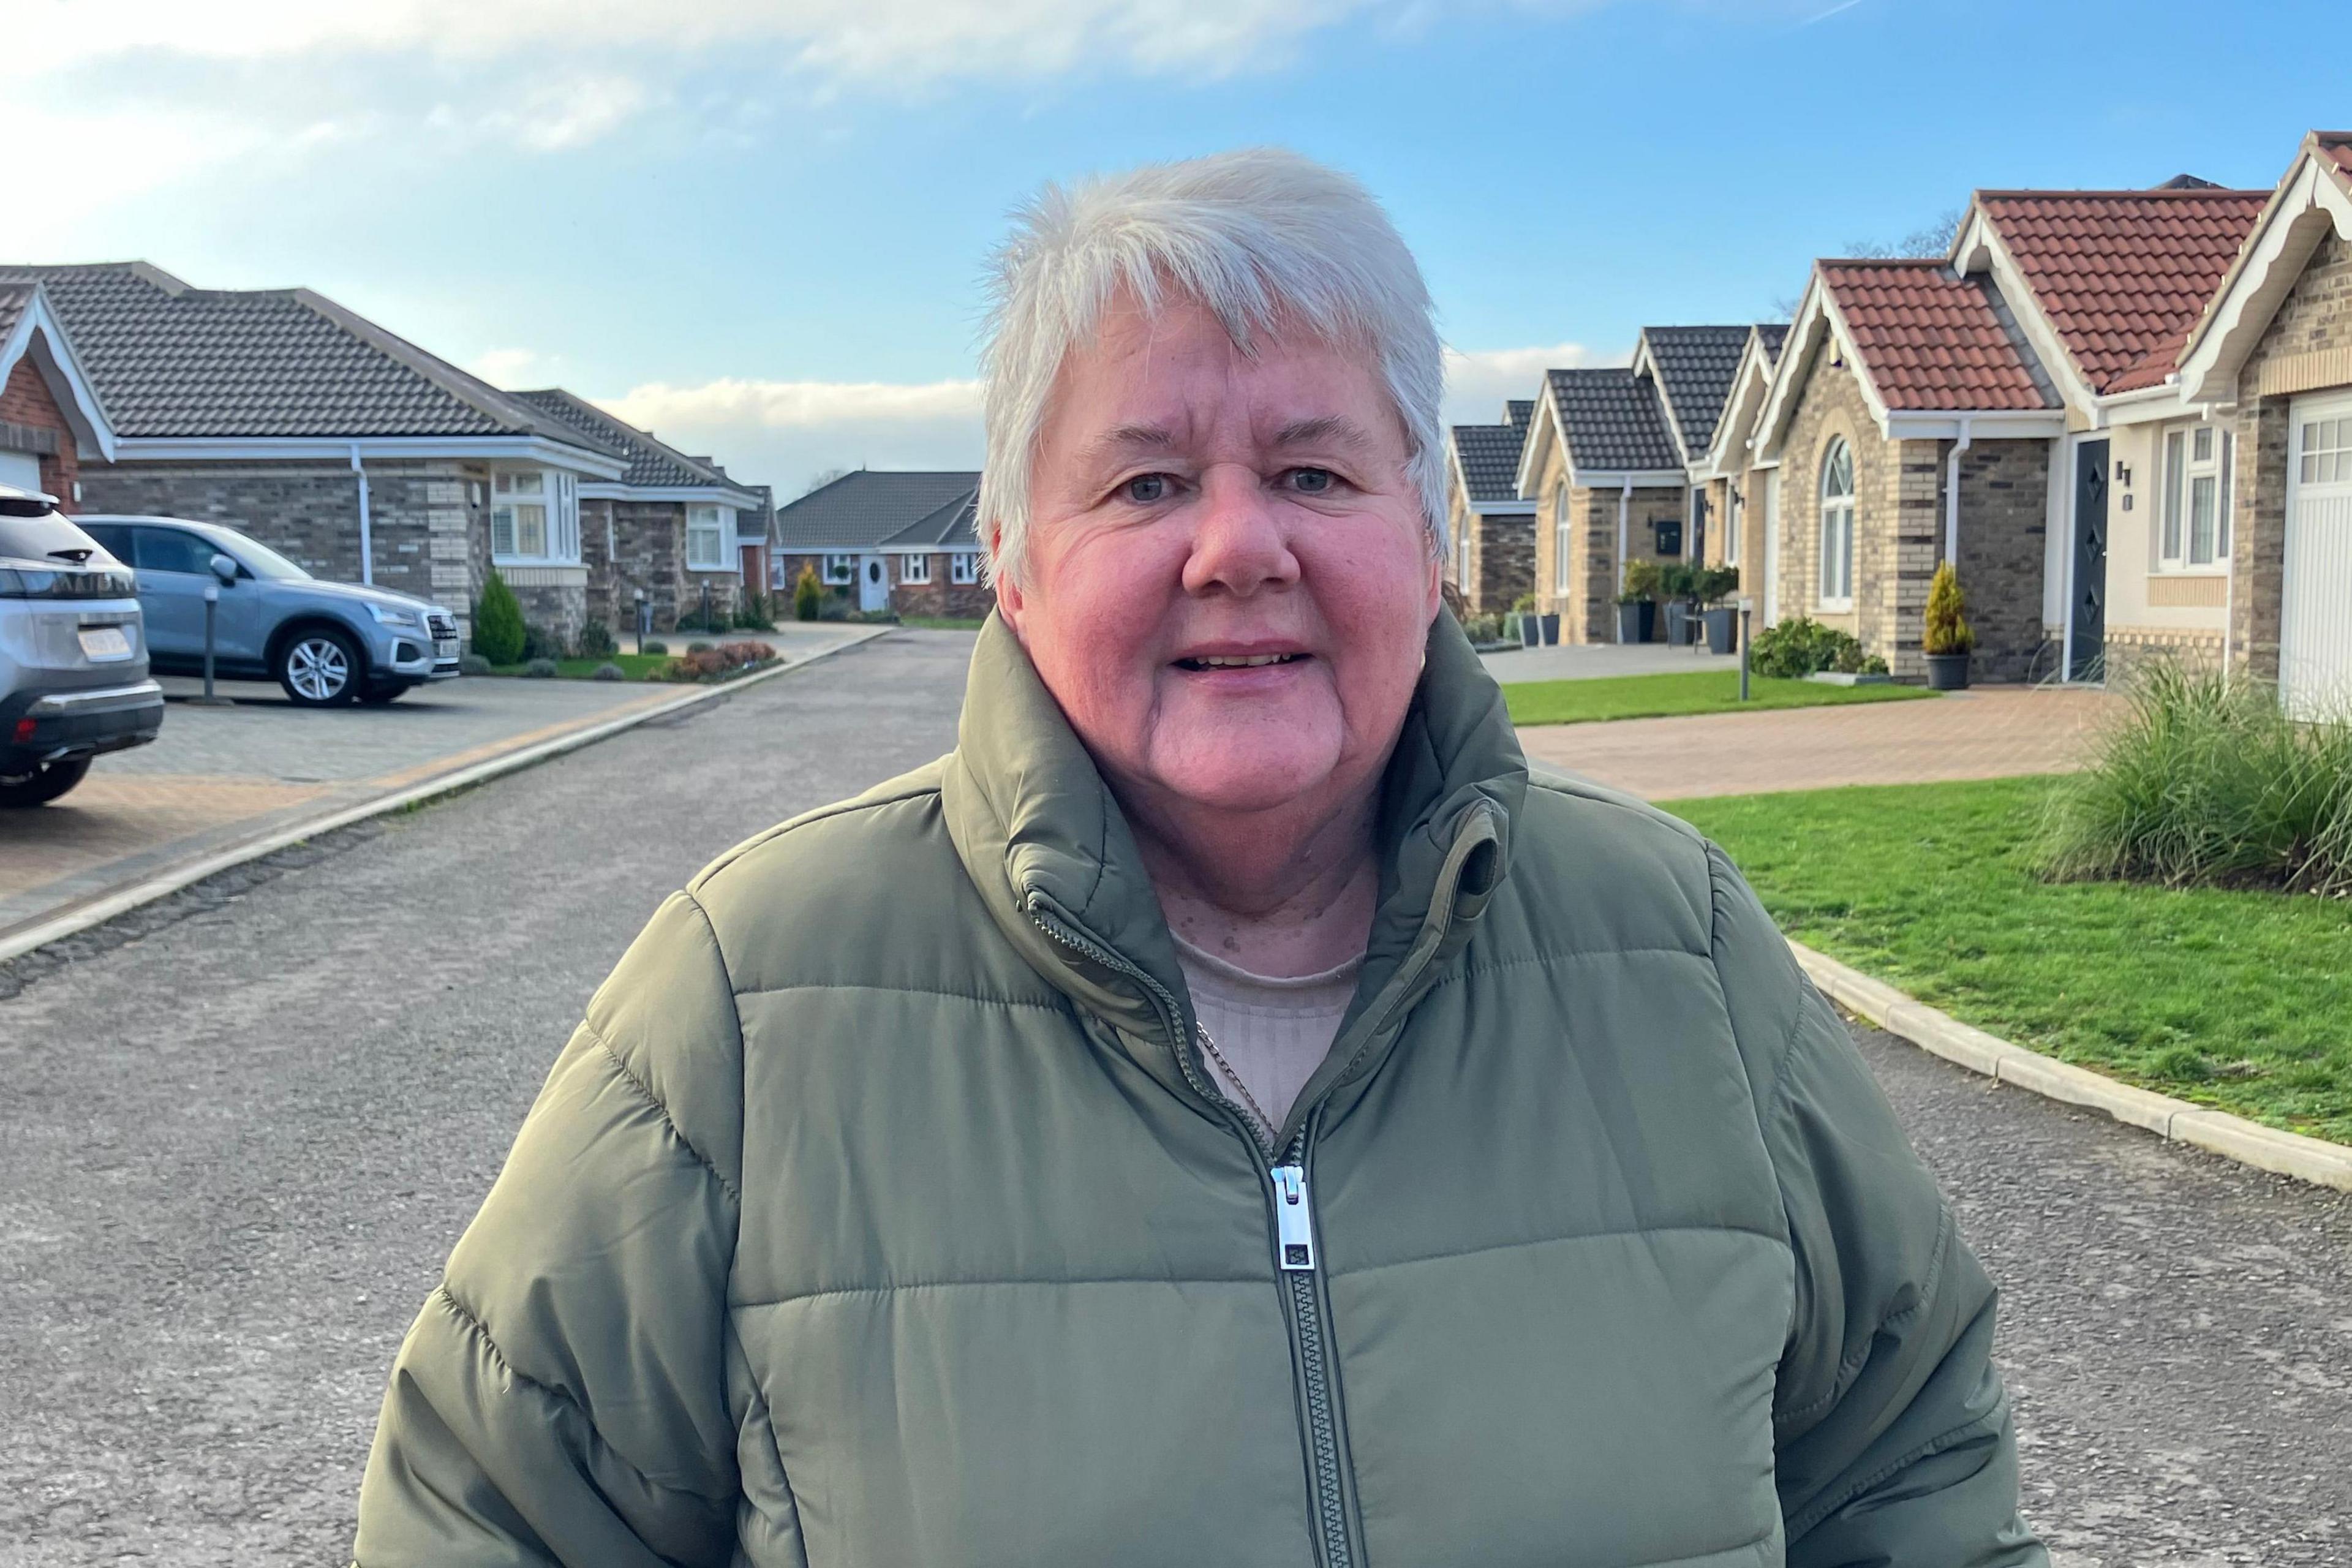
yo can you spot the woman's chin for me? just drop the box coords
[1147,744,1346,816]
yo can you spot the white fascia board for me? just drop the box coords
[0,295,118,461]
[1817,289,1896,437]
[1953,207,2097,418]
[1698,341,1771,479]
[1882,410,2065,440]
[2176,154,2352,404]
[2094,382,2213,428]
[111,433,630,479]
[1752,276,1835,462]
[1570,469,1686,489]
[1468,500,1537,516]
[1513,382,1567,497]
[578,482,762,507]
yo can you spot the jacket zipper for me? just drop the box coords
[1028,902,1358,1567]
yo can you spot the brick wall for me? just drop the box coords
[1953,438,2052,682]
[1465,511,1535,616]
[891,554,992,619]
[2231,227,2352,681]
[0,358,80,508]
[584,498,706,634]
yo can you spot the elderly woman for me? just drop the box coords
[357,151,2041,1567]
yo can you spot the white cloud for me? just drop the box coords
[468,347,566,386]
[596,376,986,498]
[1441,339,1612,424]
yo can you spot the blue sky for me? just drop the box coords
[23,0,2345,496]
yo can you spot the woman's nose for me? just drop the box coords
[1182,466,1300,597]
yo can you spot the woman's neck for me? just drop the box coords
[1123,787,1382,980]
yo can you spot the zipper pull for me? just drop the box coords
[1273,1164,1316,1272]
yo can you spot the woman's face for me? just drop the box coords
[997,292,1439,823]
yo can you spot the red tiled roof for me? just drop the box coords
[2319,132,2352,183]
[1817,260,2051,412]
[1977,189,2267,394]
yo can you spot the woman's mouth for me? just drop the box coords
[1174,652,1309,671]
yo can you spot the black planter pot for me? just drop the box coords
[1615,600,1657,644]
[1703,606,1738,655]
[1924,652,1972,690]
[1540,612,1561,645]
[1518,613,1540,648]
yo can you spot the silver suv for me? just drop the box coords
[0,485,164,807]
[74,516,461,706]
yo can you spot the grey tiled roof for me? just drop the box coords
[1545,368,1680,472]
[1506,399,1534,431]
[1450,418,1532,507]
[0,262,614,451]
[0,284,30,348]
[1756,322,1791,366]
[880,489,980,550]
[1638,325,1757,459]
[510,388,752,494]
[774,470,982,551]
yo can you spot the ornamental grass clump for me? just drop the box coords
[2041,662,2352,896]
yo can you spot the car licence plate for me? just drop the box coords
[78,626,133,662]
[434,638,459,659]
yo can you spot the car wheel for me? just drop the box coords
[0,757,92,807]
[278,628,361,706]
[358,682,413,706]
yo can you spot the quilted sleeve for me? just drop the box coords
[1705,846,2046,1568]
[353,892,749,1567]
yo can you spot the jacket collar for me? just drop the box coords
[941,611,1527,1104]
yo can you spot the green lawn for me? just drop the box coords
[1504,669,1936,726]
[485,653,671,680]
[902,615,989,631]
[1664,776,2352,1145]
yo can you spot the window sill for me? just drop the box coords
[2149,567,2230,577]
[685,562,738,574]
[492,556,582,568]
[1817,599,1855,615]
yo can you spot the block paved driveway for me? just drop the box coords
[1520,684,2124,799]
[0,630,2342,1566]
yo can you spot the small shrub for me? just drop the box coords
[1923,562,1974,657]
[1462,611,1510,644]
[590,662,625,681]
[577,619,617,658]
[641,640,669,655]
[687,640,714,654]
[793,564,823,622]
[1509,592,1537,615]
[1618,559,1664,605]
[519,622,565,662]
[2041,662,2352,895]
[1659,562,1698,600]
[457,652,492,677]
[1749,616,1875,679]
[1695,565,1741,605]
[471,571,526,666]
[733,592,778,631]
[523,657,558,679]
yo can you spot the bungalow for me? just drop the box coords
[0,281,116,503]
[2173,130,2352,717]
[1748,257,2067,680]
[1442,399,1536,613]
[509,389,764,635]
[1692,324,1790,606]
[0,262,627,647]
[1630,325,1768,575]
[1515,368,1685,643]
[1946,180,2267,682]
[773,469,990,620]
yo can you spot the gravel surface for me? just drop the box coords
[2,626,2345,1566]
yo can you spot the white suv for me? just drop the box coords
[0,483,164,806]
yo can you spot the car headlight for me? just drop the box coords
[366,603,423,628]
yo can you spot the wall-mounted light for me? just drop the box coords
[2114,461,2132,486]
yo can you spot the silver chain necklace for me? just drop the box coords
[1194,1022,1278,1140]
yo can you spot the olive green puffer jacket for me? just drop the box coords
[356,616,2043,1568]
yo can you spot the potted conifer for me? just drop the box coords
[1615,560,1662,644]
[1698,566,1742,655]
[1511,594,1540,648]
[1923,560,1974,690]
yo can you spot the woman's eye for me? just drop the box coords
[1124,474,1170,503]
[1289,468,1335,495]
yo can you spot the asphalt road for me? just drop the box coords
[2,628,2346,1567]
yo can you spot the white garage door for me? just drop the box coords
[2282,391,2352,719]
[0,450,40,494]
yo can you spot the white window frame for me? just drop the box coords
[2299,410,2352,486]
[949,551,980,585]
[2158,422,2232,571]
[490,467,580,566]
[823,552,856,585]
[900,551,931,584]
[1818,438,1855,612]
[685,505,730,571]
[1551,481,1572,594]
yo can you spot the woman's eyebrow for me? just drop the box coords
[1078,423,1181,468]
[1270,415,1378,454]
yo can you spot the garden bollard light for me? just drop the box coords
[1740,604,1752,702]
[203,583,218,699]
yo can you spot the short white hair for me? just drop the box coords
[977,148,1446,587]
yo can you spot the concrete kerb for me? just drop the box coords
[1789,941,2352,1194]
[0,627,897,966]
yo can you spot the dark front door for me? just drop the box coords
[2070,440,2109,682]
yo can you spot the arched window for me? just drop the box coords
[1818,438,1855,609]
[1553,481,1572,594]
